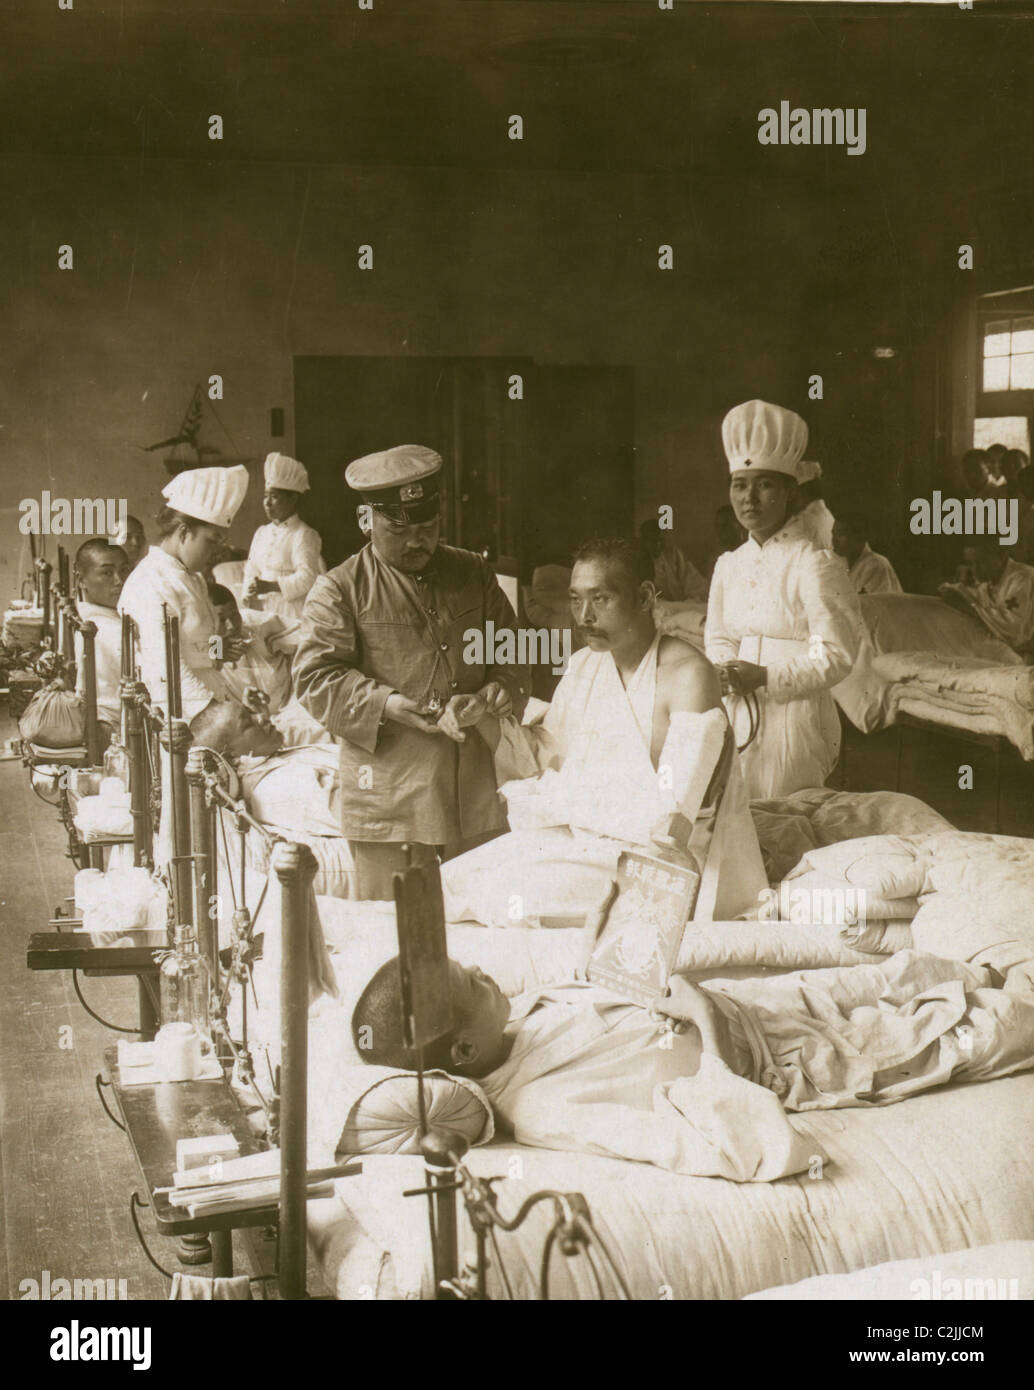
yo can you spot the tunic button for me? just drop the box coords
[440,642,448,651]
[451,680,458,689]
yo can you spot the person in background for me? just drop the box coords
[118,465,252,722]
[705,400,861,800]
[293,445,530,900]
[959,449,991,500]
[108,515,148,571]
[1015,467,1034,565]
[242,453,325,652]
[998,448,1029,500]
[521,561,583,700]
[939,535,1034,659]
[984,442,1008,491]
[831,511,903,596]
[638,518,708,602]
[792,461,835,549]
[74,538,131,738]
[208,581,292,713]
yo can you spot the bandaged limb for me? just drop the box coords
[649,708,730,849]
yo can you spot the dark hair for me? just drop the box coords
[1001,448,1029,478]
[961,449,988,468]
[75,537,127,571]
[206,582,237,608]
[571,537,654,590]
[351,957,456,1072]
[834,510,870,541]
[125,514,145,534]
[1016,466,1034,501]
[155,505,208,538]
[189,698,252,751]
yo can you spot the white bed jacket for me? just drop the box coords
[705,518,862,799]
[74,600,123,728]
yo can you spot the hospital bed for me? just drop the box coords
[835,593,1034,760]
[45,604,1034,1300]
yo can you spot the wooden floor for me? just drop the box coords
[0,719,171,1299]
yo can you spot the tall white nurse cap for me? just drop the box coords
[263,452,310,493]
[161,464,250,529]
[722,400,809,479]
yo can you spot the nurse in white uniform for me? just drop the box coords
[118,465,250,722]
[242,452,324,650]
[705,400,861,800]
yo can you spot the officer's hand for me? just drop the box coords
[437,693,487,742]
[476,680,513,719]
[383,693,446,734]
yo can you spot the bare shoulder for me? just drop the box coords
[656,636,722,711]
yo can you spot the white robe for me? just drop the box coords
[705,520,862,800]
[847,543,903,596]
[243,514,324,649]
[442,637,767,927]
[74,600,123,728]
[481,982,817,1182]
[118,545,230,720]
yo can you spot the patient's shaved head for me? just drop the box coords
[352,957,511,1077]
[352,958,456,1071]
[189,698,282,758]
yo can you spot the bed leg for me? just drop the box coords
[210,1229,234,1278]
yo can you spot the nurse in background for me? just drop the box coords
[705,400,861,800]
[242,452,325,652]
[118,465,251,722]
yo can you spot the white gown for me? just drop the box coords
[705,518,862,800]
[242,514,324,649]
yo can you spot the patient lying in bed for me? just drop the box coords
[351,939,1034,1183]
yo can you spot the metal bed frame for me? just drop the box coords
[32,590,626,1300]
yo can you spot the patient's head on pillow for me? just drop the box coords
[351,956,511,1079]
[190,698,283,759]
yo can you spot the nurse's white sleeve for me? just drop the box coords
[703,556,740,665]
[122,591,215,721]
[766,548,861,703]
[278,527,323,603]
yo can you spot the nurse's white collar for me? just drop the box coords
[745,512,809,550]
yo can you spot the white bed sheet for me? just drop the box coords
[308,1072,1034,1300]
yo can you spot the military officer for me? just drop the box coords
[293,444,530,899]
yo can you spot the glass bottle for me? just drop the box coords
[102,737,130,790]
[159,922,211,1050]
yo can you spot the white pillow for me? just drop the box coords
[335,1067,493,1158]
[783,835,927,900]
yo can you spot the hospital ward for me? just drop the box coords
[2,2,1034,1320]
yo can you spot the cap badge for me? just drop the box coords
[399,482,424,502]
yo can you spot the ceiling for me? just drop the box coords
[0,0,1029,209]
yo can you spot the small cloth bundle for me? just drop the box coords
[19,682,85,748]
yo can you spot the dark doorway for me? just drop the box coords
[293,356,635,575]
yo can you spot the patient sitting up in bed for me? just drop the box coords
[352,924,1034,1183]
[441,537,767,926]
